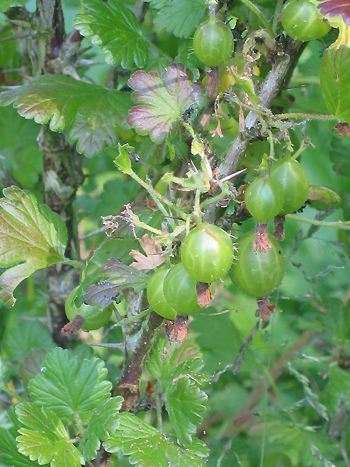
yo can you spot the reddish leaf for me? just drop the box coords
[128,64,201,142]
[319,0,350,24]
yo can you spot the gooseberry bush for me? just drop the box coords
[0,0,350,465]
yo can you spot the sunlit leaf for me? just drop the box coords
[0,427,38,467]
[0,186,67,306]
[75,0,149,68]
[15,403,83,466]
[28,348,112,423]
[104,412,207,466]
[128,64,201,142]
[0,75,131,157]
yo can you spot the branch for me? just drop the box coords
[116,311,163,411]
[217,38,303,179]
[209,320,261,383]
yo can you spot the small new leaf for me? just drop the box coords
[75,0,149,68]
[114,143,133,174]
[130,234,165,270]
[104,412,207,466]
[79,397,123,460]
[0,75,131,157]
[15,403,83,467]
[128,64,201,142]
[0,186,67,306]
[28,348,112,423]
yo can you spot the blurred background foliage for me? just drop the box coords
[0,0,349,465]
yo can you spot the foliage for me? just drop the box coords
[0,0,350,466]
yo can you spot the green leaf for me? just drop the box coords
[322,366,350,415]
[0,75,132,157]
[146,338,207,445]
[75,0,149,69]
[0,106,42,190]
[320,46,350,122]
[0,427,39,467]
[28,348,112,423]
[151,0,207,38]
[114,143,133,174]
[128,64,201,142]
[166,379,207,444]
[15,403,83,467]
[2,321,54,363]
[79,397,123,460]
[104,413,206,466]
[0,186,67,306]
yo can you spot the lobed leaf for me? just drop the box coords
[28,348,112,423]
[2,321,54,363]
[79,397,123,460]
[128,64,201,142]
[0,186,67,306]
[15,403,83,467]
[166,379,207,444]
[0,427,39,467]
[0,75,132,157]
[75,0,149,68]
[104,412,207,466]
[146,338,207,445]
[149,0,207,38]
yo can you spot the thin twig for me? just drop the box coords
[209,320,261,383]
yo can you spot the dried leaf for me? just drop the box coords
[130,234,165,270]
[196,283,212,307]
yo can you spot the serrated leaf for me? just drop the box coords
[152,0,207,38]
[28,348,112,423]
[146,338,207,445]
[104,413,207,466]
[128,64,201,142]
[75,0,149,68]
[15,403,83,467]
[79,397,123,460]
[0,75,132,157]
[0,186,67,306]
[3,321,54,363]
[166,379,207,444]
[0,427,39,467]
